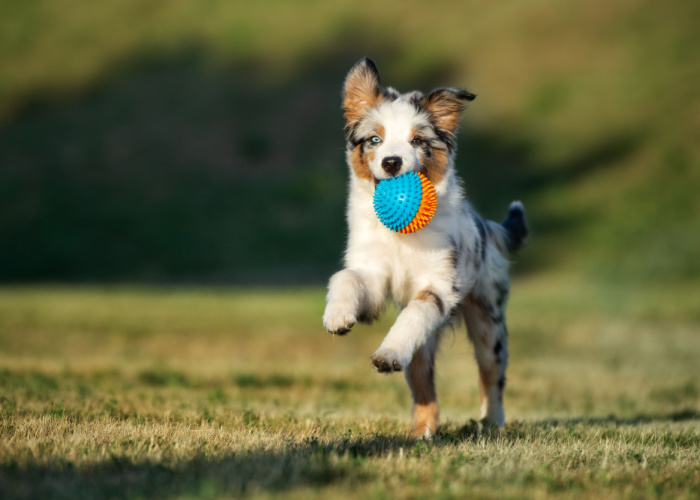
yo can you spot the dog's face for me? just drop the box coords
[342,58,475,187]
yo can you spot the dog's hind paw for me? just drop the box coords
[323,302,356,335]
[370,348,402,373]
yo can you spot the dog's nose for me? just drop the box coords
[381,156,403,176]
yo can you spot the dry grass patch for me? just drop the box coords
[0,283,698,498]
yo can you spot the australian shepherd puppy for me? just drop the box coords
[323,58,528,438]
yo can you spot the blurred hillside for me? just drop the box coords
[1,0,698,284]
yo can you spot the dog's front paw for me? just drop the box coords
[323,302,356,335]
[370,348,402,373]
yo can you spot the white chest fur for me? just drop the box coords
[343,176,468,308]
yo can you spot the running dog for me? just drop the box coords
[323,58,528,437]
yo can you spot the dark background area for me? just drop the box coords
[1,0,698,285]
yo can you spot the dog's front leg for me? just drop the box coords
[323,268,385,335]
[371,289,450,373]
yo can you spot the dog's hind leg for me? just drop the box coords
[405,333,442,438]
[460,290,509,428]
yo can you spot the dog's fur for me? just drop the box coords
[323,58,528,437]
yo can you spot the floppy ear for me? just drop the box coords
[421,88,476,140]
[342,57,383,133]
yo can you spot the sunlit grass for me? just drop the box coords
[1,1,699,495]
[0,283,698,498]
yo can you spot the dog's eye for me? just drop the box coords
[411,137,423,146]
[369,136,382,144]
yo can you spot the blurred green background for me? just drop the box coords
[1,0,698,286]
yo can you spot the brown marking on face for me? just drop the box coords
[363,124,383,171]
[415,289,445,315]
[422,147,448,185]
[410,126,449,184]
[351,145,372,181]
[366,148,375,166]
[343,60,383,131]
[349,122,386,182]
[376,124,385,141]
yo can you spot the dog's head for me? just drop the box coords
[342,57,475,188]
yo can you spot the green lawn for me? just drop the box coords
[1,282,698,499]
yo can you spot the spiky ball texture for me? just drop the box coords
[373,172,437,233]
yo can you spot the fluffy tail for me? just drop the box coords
[501,201,528,254]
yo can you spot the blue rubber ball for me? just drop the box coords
[373,172,423,232]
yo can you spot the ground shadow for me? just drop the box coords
[435,408,699,444]
[531,408,699,428]
[2,408,695,499]
[0,432,418,500]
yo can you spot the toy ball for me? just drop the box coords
[373,171,437,233]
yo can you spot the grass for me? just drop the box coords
[0,281,698,499]
[1,2,699,495]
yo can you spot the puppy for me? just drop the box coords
[323,58,528,437]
